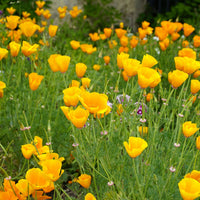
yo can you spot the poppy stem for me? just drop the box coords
[132,158,145,199]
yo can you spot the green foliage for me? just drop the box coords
[137,0,200,31]
[80,0,121,32]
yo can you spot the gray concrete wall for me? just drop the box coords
[49,0,147,31]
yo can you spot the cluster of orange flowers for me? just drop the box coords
[60,79,111,129]
[0,136,64,199]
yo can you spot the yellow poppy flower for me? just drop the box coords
[75,63,87,78]
[0,48,8,60]
[21,41,39,57]
[85,193,96,200]
[28,72,44,91]
[48,25,58,37]
[123,137,148,158]
[76,174,91,189]
[25,168,51,190]
[16,179,34,196]
[168,70,188,89]
[191,79,200,94]
[141,54,158,68]
[21,144,36,159]
[6,15,20,30]
[70,40,80,50]
[182,121,199,138]
[79,91,109,114]
[19,21,39,38]
[63,87,82,107]
[178,178,200,200]
[9,41,20,57]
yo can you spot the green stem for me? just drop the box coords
[132,159,144,200]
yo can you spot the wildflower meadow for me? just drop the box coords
[0,1,200,200]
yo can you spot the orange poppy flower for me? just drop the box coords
[7,29,22,42]
[182,40,189,48]
[48,25,58,37]
[21,41,39,57]
[0,81,6,98]
[70,40,80,50]
[69,6,82,18]
[35,8,44,16]
[19,21,40,37]
[9,41,20,57]
[16,179,34,196]
[55,55,71,73]
[193,35,200,48]
[21,143,36,159]
[32,190,52,200]
[183,23,195,37]
[6,15,20,30]
[115,28,127,38]
[35,0,45,9]
[39,159,64,181]
[28,72,44,91]
[118,46,129,53]
[0,47,8,60]
[168,70,188,88]
[76,63,87,78]
[184,170,200,182]
[26,168,51,190]
[191,79,200,94]
[42,9,51,19]
[93,64,101,71]
[108,40,117,49]
[171,32,180,41]
[130,36,138,48]
[81,77,91,89]
[141,54,158,68]
[123,58,140,77]
[142,21,150,29]
[120,35,128,47]
[63,106,90,128]
[85,193,96,200]
[124,137,148,158]
[146,93,153,102]
[63,86,82,107]
[117,52,129,69]
[89,32,100,41]
[193,70,200,78]
[137,67,161,89]
[48,54,60,72]
[7,7,16,15]
[155,27,168,41]
[57,6,67,14]
[22,11,31,18]
[196,136,200,150]
[103,56,110,65]
[178,48,196,60]
[122,70,129,81]
[138,126,148,136]
[104,28,112,38]
[138,27,147,39]
[79,91,110,114]
[76,174,91,189]
[178,178,200,200]
[182,121,199,137]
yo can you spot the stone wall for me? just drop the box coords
[49,0,147,31]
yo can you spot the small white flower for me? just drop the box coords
[140,118,146,123]
[107,181,114,186]
[178,113,184,117]
[169,166,176,172]
[174,143,180,147]
[72,143,79,147]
